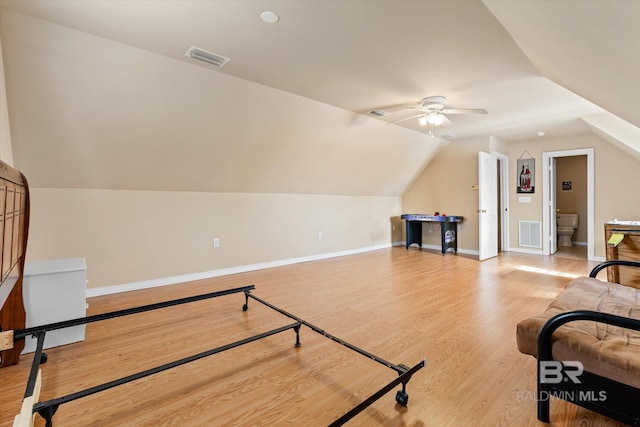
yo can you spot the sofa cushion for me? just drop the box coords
[517,276,640,388]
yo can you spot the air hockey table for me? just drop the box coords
[400,214,464,255]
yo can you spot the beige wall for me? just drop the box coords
[20,133,640,290]
[508,134,640,258]
[0,33,13,165]
[555,156,587,243]
[1,6,637,302]
[403,133,640,259]
[1,9,439,197]
[402,138,491,252]
[27,188,401,289]
[17,130,640,290]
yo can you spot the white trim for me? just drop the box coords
[492,151,510,252]
[542,148,595,261]
[508,247,545,255]
[87,243,395,298]
[419,243,479,256]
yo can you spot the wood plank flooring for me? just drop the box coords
[0,248,627,426]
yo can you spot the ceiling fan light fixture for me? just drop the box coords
[377,95,486,132]
[427,112,445,126]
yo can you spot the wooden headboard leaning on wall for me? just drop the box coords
[0,159,30,367]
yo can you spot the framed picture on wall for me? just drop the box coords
[517,158,535,193]
[562,180,573,191]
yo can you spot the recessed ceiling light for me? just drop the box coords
[260,11,279,23]
[537,131,546,136]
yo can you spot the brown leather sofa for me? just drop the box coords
[517,260,640,425]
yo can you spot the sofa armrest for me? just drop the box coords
[537,309,640,362]
[589,260,640,278]
[536,310,640,423]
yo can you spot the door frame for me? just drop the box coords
[549,157,557,255]
[542,148,595,260]
[493,151,510,252]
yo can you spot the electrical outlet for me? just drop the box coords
[213,238,220,247]
[318,231,323,240]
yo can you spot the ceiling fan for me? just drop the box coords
[369,96,487,135]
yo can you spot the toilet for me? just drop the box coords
[557,213,579,247]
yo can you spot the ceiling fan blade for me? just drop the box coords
[368,102,421,116]
[387,113,426,125]
[439,114,454,125]
[441,108,488,115]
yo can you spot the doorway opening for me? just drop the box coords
[553,155,588,259]
[542,149,594,260]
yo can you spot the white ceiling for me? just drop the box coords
[0,0,638,195]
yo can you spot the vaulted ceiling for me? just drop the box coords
[0,0,638,196]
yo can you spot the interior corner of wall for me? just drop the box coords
[0,34,14,167]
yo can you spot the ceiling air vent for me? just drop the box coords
[185,46,230,67]
[368,109,387,117]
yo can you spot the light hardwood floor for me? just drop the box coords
[554,245,588,260]
[0,248,627,426]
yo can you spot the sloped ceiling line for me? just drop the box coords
[0,1,638,195]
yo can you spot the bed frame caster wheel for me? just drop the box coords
[40,352,48,364]
[395,390,409,406]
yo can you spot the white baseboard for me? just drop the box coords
[508,247,545,255]
[415,243,479,256]
[86,243,395,298]
[510,246,606,262]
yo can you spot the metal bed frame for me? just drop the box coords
[12,285,425,426]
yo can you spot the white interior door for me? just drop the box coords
[549,157,557,254]
[478,151,498,260]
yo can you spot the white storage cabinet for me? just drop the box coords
[22,258,86,353]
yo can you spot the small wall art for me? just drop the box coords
[517,152,535,194]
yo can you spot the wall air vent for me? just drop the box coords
[519,220,542,248]
[185,46,230,68]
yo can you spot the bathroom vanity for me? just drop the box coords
[605,220,640,286]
